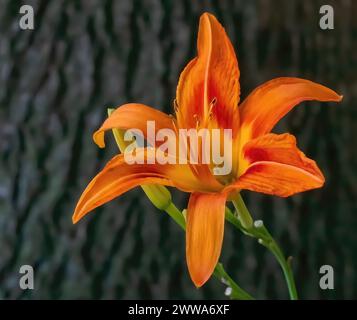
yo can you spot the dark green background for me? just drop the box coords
[0,0,356,299]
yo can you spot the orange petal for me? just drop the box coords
[239,77,342,139]
[186,192,227,287]
[73,149,210,224]
[226,133,324,197]
[176,13,240,132]
[93,103,175,148]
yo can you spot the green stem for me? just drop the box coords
[227,196,298,300]
[261,229,298,300]
[232,193,253,229]
[165,202,186,230]
[213,262,254,300]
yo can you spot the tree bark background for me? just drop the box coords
[0,0,356,299]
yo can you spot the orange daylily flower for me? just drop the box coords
[73,13,342,287]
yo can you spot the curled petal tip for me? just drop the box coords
[316,174,325,187]
[201,12,217,21]
[93,131,105,148]
[72,207,83,224]
[201,12,210,19]
[191,274,210,288]
[330,92,343,102]
[326,89,343,102]
[72,214,79,224]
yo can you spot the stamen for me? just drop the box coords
[210,97,217,107]
[193,114,200,128]
[169,114,179,134]
[173,99,179,113]
[188,162,201,179]
[208,97,217,118]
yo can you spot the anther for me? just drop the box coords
[193,114,200,128]
[173,99,179,113]
[210,97,217,106]
[169,114,178,133]
[208,97,217,119]
[209,97,217,112]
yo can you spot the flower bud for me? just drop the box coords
[141,185,172,211]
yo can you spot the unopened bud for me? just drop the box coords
[182,209,187,221]
[141,185,172,211]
